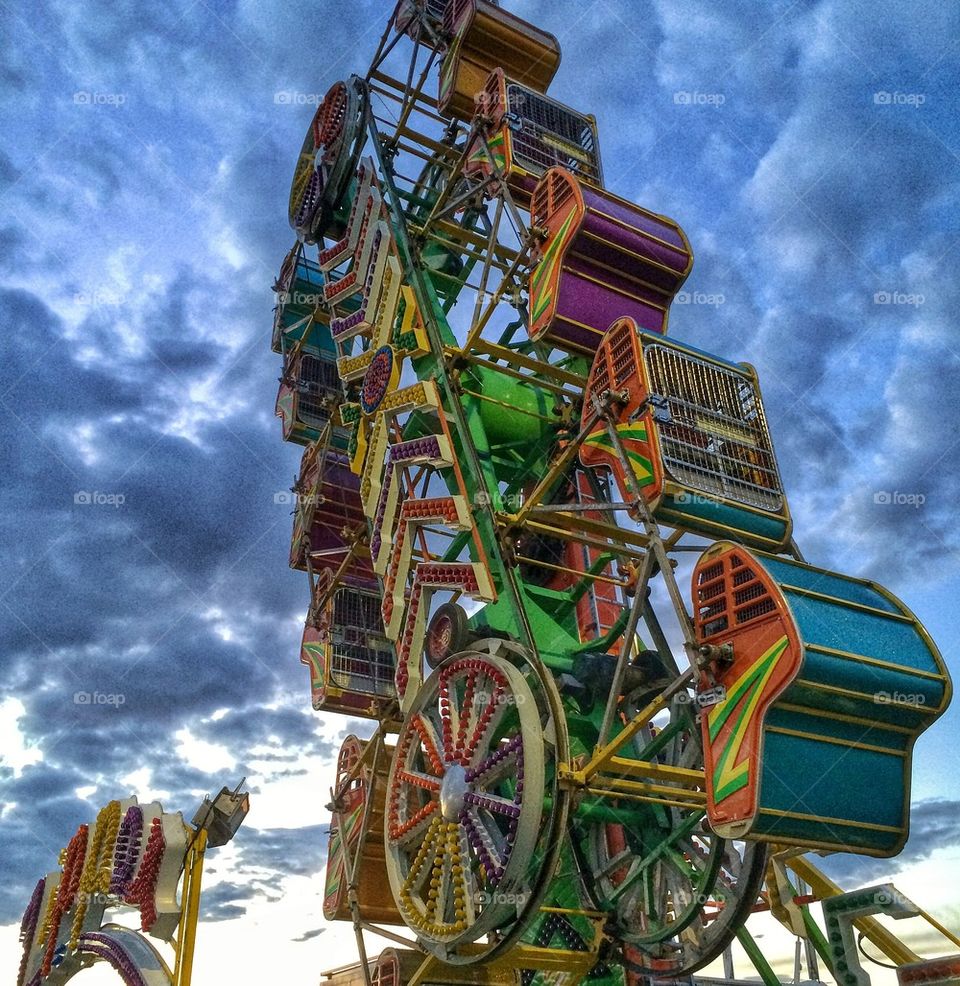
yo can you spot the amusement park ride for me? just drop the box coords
[16,783,249,986]
[269,1,960,984]
[14,2,960,986]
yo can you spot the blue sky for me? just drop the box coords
[1,0,959,981]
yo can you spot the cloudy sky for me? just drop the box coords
[2,0,959,982]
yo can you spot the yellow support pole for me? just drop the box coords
[173,828,208,986]
[564,669,694,784]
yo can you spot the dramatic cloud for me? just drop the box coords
[823,798,960,887]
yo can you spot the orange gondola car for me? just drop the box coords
[323,736,400,925]
[437,0,561,120]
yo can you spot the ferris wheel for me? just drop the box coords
[270,3,957,985]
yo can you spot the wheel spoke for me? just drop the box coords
[597,848,634,881]
[401,816,443,899]
[411,713,445,776]
[462,806,506,884]
[454,827,478,927]
[390,798,437,843]
[467,732,521,785]
[463,790,521,819]
[451,668,479,765]
[462,684,509,766]
[397,768,441,793]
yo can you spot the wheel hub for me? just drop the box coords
[440,763,469,821]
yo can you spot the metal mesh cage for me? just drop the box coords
[295,353,342,431]
[396,0,451,34]
[329,588,395,696]
[505,83,602,186]
[642,344,784,512]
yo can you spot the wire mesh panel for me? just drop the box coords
[394,0,453,39]
[329,587,396,697]
[642,344,783,513]
[296,353,343,431]
[505,83,602,187]
[582,319,791,549]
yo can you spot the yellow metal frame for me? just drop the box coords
[171,828,208,986]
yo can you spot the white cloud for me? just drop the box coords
[117,766,170,803]
[175,728,236,774]
[0,699,43,777]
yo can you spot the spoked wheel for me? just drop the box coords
[288,77,368,243]
[385,639,569,964]
[425,603,472,669]
[579,687,767,976]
